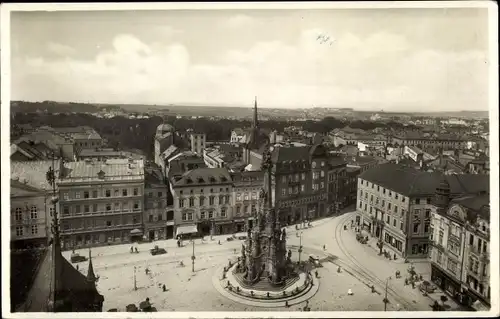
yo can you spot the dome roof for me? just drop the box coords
[156,124,174,134]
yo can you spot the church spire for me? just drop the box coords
[252,96,258,129]
[87,248,97,282]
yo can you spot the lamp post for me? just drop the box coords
[383,276,391,311]
[298,231,303,263]
[191,240,196,272]
[134,266,137,291]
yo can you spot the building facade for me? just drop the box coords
[144,165,174,241]
[154,124,175,167]
[271,144,329,224]
[170,167,234,238]
[231,170,265,232]
[58,159,145,249]
[429,190,490,310]
[326,156,348,213]
[189,132,206,155]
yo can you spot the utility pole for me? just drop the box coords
[191,240,196,272]
[134,266,137,291]
[383,276,391,311]
[298,232,303,263]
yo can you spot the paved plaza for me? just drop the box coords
[67,211,461,312]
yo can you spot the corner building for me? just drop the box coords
[58,159,145,249]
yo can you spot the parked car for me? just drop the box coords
[419,281,437,294]
[237,235,247,240]
[150,245,167,256]
[70,252,88,263]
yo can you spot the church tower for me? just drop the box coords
[252,96,259,129]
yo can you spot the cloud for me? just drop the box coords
[225,14,257,28]
[47,42,76,56]
[12,30,488,111]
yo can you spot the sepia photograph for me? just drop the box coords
[1,1,498,317]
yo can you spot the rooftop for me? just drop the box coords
[59,159,144,184]
[451,193,490,221]
[173,167,232,187]
[360,163,489,197]
[11,160,61,191]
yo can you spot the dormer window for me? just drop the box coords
[186,178,193,184]
[210,176,216,183]
[198,177,205,183]
[97,170,105,179]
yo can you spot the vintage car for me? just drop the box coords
[70,252,88,263]
[150,245,167,256]
[308,254,322,267]
[419,281,437,294]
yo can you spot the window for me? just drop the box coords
[393,219,396,227]
[386,215,390,223]
[106,220,112,227]
[438,230,444,246]
[31,225,38,235]
[425,210,431,219]
[225,195,230,204]
[415,198,420,204]
[320,182,324,189]
[123,189,128,196]
[63,192,69,200]
[236,193,241,201]
[402,197,405,202]
[320,171,325,178]
[221,208,227,218]
[106,190,111,197]
[413,223,419,233]
[370,207,373,214]
[483,242,487,253]
[49,207,54,217]
[92,204,98,212]
[114,190,119,197]
[148,192,153,198]
[114,202,120,210]
[365,193,368,199]
[426,198,432,204]
[219,195,224,204]
[209,196,215,205]
[424,222,430,233]
[149,214,154,222]
[312,184,319,191]
[84,205,90,213]
[16,226,23,236]
[63,206,70,215]
[182,213,187,221]
[301,184,305,192]
[394,206,398,213]
[106,203,111,211]
[134,202,140,210]
[84,191,90,198]
[133,188,139,196]
[382,200,385,207]
[200,196,205,206]
[236,206,241,215]
[301,173,305,180]
[157,213,163,221]
[92,190,98,198]
[437,251,443,264]
[282,176,286,183]
[313,172,320,180]
[187,213,193,221]
[412,244,418,254]
[321,161,325,167]
[30,206,37,219]
[377,186,380,192]
[179,199,184,208]
[201,211,206,219]
[15,208,23,221]
[209,211,214,219]
[359,201,363,208]
[158,192,163,197]
[189,197,195,207]
[370,195,373,203]
[395,194,399,200]
[388,203,391,210]
[447,259,458,274]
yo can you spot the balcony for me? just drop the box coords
[62,193,143,202]
[61,222,142,234]
[60,209,141,219]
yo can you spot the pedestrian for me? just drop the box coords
[404,278,408,286]
[411,281,415,289]
[76,264,79,271]
[348,288,353,296]
[218,240,221,245]
[323,244,326,251]
[162,284,167,292]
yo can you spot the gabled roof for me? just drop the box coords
[172,167,232,187]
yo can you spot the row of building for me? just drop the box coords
[355,163,490,310]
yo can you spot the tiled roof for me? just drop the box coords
[161,145,179,161]
[271,145,312,163]
[11,160,61,191]
[231,170,264,185]
[360,164,489,196]
[16,244,103,312]
[15,131,71,146]
[60,159,144,183]
[173,167,233,187]
[346,155,378,166]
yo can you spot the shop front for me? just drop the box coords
[431,264,461,298]
[175,224,198,240]
[383,229,405,256]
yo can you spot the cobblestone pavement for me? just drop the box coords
[68,211,459,311]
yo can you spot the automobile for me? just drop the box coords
[419,281,437,294]
[237,235,247,240]
[308,254,322,267]
[150,245,167,256]
[70,252,88,263]
[226,237,235,242]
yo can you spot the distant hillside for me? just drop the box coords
[11,101,123,114]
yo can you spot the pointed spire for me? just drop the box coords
[252,96,258,129]
[87,248,97,282]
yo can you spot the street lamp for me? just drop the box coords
[383,276,391,311]
[298,231,303,263]
[133,266,137,291]
[191,240,196,272]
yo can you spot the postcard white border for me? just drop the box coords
[1,1,498,318]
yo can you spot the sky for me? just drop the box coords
[9,7,491,111]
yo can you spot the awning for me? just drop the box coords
[176,224,198,237]
[130,229,143,235]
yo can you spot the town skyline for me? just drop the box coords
[9,6,492,112]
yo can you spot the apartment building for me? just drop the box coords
[10,160,60,249]
[356,163,489,259]
[170,167,234,238]
[270,144,329,224]
[231,170,265,232]
[57,158,145,249]
[429,190,490,310]
[326,155,348,213]
[144,164,174,240]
